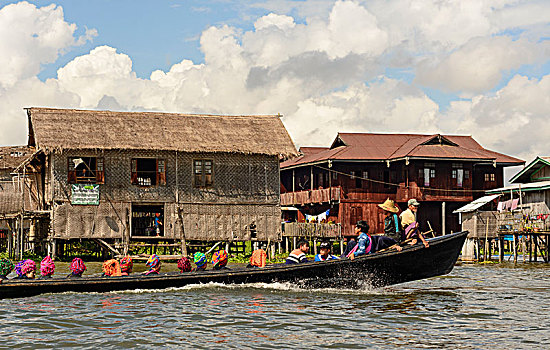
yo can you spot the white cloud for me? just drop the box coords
[0,0,549,168]
[0,1,93,88]
[416,37,550,94]
[441,74,550,159]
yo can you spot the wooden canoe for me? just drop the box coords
[0,231,468,299]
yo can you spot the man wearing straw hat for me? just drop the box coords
[378,198,403,244]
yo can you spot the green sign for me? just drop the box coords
[71,184,100,205]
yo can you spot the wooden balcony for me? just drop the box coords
[281,187,341,206]
[396,182,473,202]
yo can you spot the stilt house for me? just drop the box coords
[280,133,523,237]
[17,108,297,256]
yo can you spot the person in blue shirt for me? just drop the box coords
[349,220,402,259]
[314,241,340,261]
[348,220,373,259]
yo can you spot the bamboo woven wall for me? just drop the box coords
[49,150,281,240]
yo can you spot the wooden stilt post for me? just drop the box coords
[313,238,317,255]
[285,236,289,253]
[293,237,297,251]
[513,234,517,263]
[340,238,344,256]
[499,235,504,263]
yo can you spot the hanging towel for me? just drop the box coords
[511,198,519,211]
[497,201,504,212]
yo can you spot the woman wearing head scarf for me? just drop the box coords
[21,260,36,279]
[212,250,229,270]
[144,254,161,275]
[0,258,14,280]
[39,256,55,279]
[120,256,133,276]
[177,256,192,273]
[68,258,87,278]
[102,259,122,277]
[193,252,207,271]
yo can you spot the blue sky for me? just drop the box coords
[0,0,549,166]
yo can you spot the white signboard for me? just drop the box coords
[71,184,100,205]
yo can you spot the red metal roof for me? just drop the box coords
[281,133,524,168]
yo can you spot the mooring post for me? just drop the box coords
[499,235,504,263]
[513,234,517,263]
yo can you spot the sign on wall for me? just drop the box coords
[71,184,100,205]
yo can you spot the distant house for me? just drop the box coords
[0,146,36,254]
[487,156,550,221]
[0,145,36,217]
[15,107,297,256]
[280,133,523,236]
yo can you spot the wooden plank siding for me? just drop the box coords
[280,160,503,236]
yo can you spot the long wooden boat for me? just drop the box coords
[0,231,468,299]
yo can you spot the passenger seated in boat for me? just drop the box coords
[102,259,122,277]
[177,256,192,273]
[144,254,161,275]
[120,256,133,276]
[400,199,429,248]
[39,256,55,279]
[21,260,36,279]
[68,258,87,278]
[348,221,373,259]
[341,237,357,258]
[13,260,26,279]
[212,250,229,270]
[247,248,267,268]
[0,258,14,280]
[378,198,403,244]
[285,239,309,264]
[349,221,402,259]
[193,252,207,271]
[314,241,339,261]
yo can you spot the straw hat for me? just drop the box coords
[378,198,399,213]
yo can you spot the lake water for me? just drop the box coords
[1,263,549,349]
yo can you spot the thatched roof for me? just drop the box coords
[0,146,36,170]
[26,108,298,157]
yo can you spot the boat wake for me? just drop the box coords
[53,280,388,297]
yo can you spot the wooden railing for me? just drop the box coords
[396,182,473,202]
[282,222,342,238]
[281,186,341,206]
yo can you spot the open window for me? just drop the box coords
[131,158,166,187]
[68,157,104,184]
[193,159,213,187]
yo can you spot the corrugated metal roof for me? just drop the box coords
[486,180,550,194]
[281,132,524,169]
[453,194,501,213]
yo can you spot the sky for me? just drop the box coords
[0,0,549,179]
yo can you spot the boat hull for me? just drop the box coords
[0,231,468,299]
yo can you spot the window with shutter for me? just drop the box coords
[131,158,161,186]
[68,157,104,184]
[193,159,214,187]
